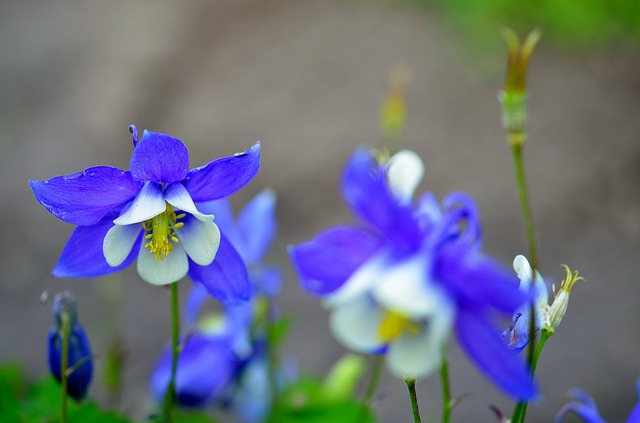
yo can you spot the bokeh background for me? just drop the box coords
[2,0,640,421]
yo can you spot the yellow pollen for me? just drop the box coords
[142,204,185,261]
[378,310,420,343]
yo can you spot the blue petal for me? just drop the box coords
[30,166,141,225]
[150,333,235,407]
[435,247,528,314]
[53,213,141,278]
[341,149,421,250]
[188,234,252,303]
[455,309,536,400]
[252,265,283,298]
[185,285,209,328]
[48,323,93,401]
[129,130,189,184]
[555,401,606,423]
[237,188,277,264]
[183,142,261,202]
[629,380,640,423]
[289,225,384,295]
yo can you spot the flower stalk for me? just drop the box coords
[162,282,180,421]
[405,377,422,423]
[440,348,452,423]
[60,309,70,423]
[363,355,384,406]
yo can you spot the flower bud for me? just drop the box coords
[47,291,93,401]
[547,265,584,330]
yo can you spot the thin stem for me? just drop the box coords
[440,350,451,423]
[405,377,422,423]
[511,331,551,423]
[363,355,384,405]
[60,312,70,423]
[162,282,180,421]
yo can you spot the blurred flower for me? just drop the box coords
[502,255,550,351]
[30,126,260,301]
[289,148,536,399]
[555,379,640,423]
[48,291,93,401]
[151,190,288,421]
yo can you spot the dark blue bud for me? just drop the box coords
[47,291,93,401]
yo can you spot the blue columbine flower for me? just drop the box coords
[30,126,260,301]
[555,379,640,423]
[48,291,93,401]
[289,148,536,399]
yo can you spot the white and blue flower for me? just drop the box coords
[30,126,260,302]
[290,148,536,400]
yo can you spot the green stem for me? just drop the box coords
[363,355,384,405]
[511,331,551,423]
[60,312,70,423]
[162,282,180,421]
[440,350,451,423]
[405,377,422,423]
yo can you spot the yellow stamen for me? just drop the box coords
[378,310,420,343]
[142,204,185,260]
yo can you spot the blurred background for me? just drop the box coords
[2,0,639,421]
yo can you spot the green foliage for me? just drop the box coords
[0,365,131,423]
[427,0,640,50]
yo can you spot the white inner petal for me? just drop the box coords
[330,295,385,353]
[103,224,141,266]
[179,218,221,266]
[164,182,214,222]
[324,251,388,307]
[386,301,455,378]
[386,149,424,202]
[372,254,441,319]
[137,241,188,285]
[513,255,533,285]
[114,182,166,225]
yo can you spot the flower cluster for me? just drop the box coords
[290,148,536,399]
[30,126,260,302]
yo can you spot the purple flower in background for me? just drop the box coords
[290,148,536,400]
[48,291,93,401]
[30,126,260,301]
[555,380,640,423]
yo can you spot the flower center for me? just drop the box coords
[378,310,420,343]
[142,205,186,260]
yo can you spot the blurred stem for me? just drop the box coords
[405,377,422,423]
[511,331,551,423]
[162,282,180,421]
[363,355,383,405]
[440,347,451,423]
[60,311,70,423]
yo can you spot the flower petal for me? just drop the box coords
[196,198,241,247]
[183,142,261,202]
[290,226,385,296]
[341,148,421,249]
[188,234,252,303]
[178,214,220,266]
[164,182,213,222]
[386,149,424,202]
[330,295,386,353]
[555,390,605,423]
[53,213,140,278]
[371,254,441,319]
[455,309,537,400]
[113,181,166,225]
[30,166,141,225]
[237,188,277,264]
[150,333,235,407]
[129,130,189,184]
[137,242,188,285]
[387,302,454,378]
[103,224,142,267]
[436,247,528,315]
